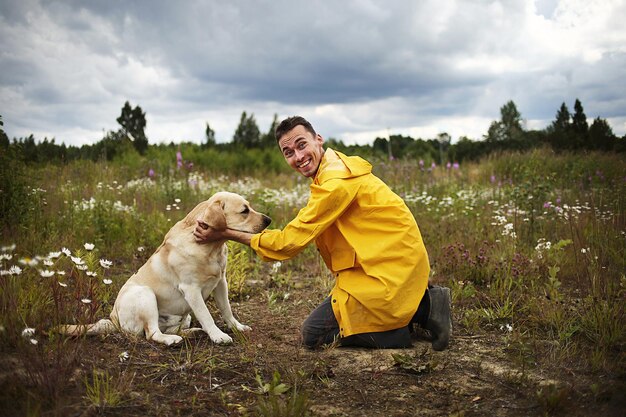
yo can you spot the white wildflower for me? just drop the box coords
[47,251,62,259]
[9,265,22,275]
[103,278,113,285]
[271,261,282,274]
[71,256,84,265]
[0,254,13,261]
[58,281,68,287]
[492,215,507,226]
[499,323,513,332]
[39,270,55,277]
[81,298,92,304]
[502,223,517,238]
[21,327,36,337]
[57,270,66,275]
[99,259,113,269]
[1,244,16,252]
[119,351,130,362]
[61,247,71,256]
[535,239,552,259]
[19,257,39,267]
[86,271,97,277]
[174,198,181,203]
[29,338,38,345]
[43,259,54,266]
[76,265,88,271]
[84,243,95,251]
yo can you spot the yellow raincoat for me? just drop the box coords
[250,149,430,337]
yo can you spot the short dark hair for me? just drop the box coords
[274,116,317,142]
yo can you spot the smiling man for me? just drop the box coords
[194,116,452,350]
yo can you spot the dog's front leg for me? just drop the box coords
[214,277,251,332]
[178,283,233,344]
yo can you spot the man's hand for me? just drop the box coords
[193,220,226,243]
[194,220,255,247]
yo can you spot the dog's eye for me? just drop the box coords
[241,206,250,215]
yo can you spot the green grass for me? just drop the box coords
[0,146,624,415]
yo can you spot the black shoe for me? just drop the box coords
[425,286,452,351]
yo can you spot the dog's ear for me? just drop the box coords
[203,200,227,231]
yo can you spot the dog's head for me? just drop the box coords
[196,191,271,234]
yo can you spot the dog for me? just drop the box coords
[57,191,271,346]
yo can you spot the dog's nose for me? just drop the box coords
[262,215,272,228]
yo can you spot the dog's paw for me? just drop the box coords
[209,330,233,345]
[234,323,252,332]
[158,334,183,346]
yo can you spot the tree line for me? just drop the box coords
[1,99,624,166]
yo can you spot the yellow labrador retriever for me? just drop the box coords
[58,191,271,345]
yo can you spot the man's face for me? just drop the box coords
[278,125,325,178]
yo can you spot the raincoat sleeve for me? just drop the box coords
[251,179,357,261]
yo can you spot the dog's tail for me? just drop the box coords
[55,319,118,336]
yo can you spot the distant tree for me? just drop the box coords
[205,122,216,147]
[450,136,487,162]
[572,99,588,135]
[233,111,261,148]
[550,102,571,132]
[21,134,39,162]
[0,115,8,149]
[89,130,134,161]
[117,101,148,155]
[571,99,589,149]
[588,117,616,151]
[408,137,439,161]
[615,135,626,153]
[260,114,279,148]
[486,120,507,143]
[373,137,391,158]
[486,100,524,144]
[500,100,523,134]
[547,102,574,150]
[325,137,346,150]
[390,134,416,159]
[38,137,66,161]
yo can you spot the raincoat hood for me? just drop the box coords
[314,148,372,184]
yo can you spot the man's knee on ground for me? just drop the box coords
[301,325,322,349]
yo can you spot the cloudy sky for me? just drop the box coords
[1,0,625,146]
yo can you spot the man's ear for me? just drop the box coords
[203,200,227,231]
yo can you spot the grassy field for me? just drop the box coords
[0,147,624,416]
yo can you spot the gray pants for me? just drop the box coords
[301,296,414,349]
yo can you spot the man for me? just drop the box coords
[194,116,451,350]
